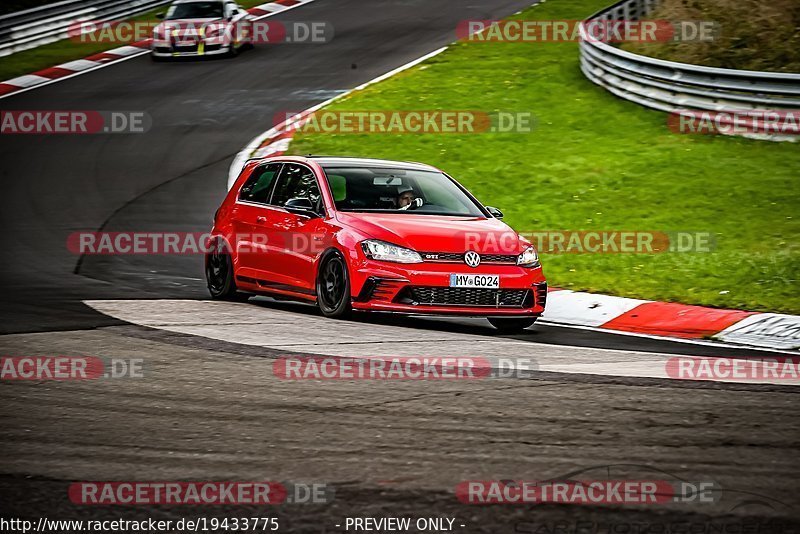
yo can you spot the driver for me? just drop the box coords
[397,186,417,208]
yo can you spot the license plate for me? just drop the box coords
[449,274,500,289]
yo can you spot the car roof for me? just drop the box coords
[173,0,224,4]
[305,156,440,172]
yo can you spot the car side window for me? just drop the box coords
[271,163,322,211]
[238,163,281,204]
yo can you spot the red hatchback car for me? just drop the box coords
[206,156,547,332]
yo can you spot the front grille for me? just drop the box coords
[421,252,463,262]
[170,35,199,52]
[482,254,518,263]
[420,252,517,264]
[396,287,532,308]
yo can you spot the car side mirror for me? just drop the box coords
[285,197,320,217]
[486,206,503,219]
[156,12,165,19]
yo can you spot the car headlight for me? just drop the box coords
[517,245,539,267]
[362,240,422,263]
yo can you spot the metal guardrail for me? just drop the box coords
[0,0,171,57]
[578,0,800,139]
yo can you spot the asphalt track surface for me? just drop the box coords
[0,0,798,531]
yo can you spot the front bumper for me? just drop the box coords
[151,41,230,57]
[349,258,546,317]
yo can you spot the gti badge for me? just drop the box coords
[464,251,481,268]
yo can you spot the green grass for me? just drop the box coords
[289,0,800,314]
[0,0,267,81]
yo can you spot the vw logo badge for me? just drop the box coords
[464,251,481,268]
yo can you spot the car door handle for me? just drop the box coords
[256,216,267,223]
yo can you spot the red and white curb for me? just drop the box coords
[0,42,151,98]
[542,289,799,351]
[0,0,316,100]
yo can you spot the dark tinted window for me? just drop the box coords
[271,163,322,211]
[238,163,281,204]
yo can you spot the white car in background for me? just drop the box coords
[151,0,253,60]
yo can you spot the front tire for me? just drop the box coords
[205,239,249,301]
[316,251,352,318]
[488,317,537,333]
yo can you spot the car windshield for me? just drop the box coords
[166,1,223,19]
[322,166,486,217]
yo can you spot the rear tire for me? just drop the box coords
[488,317,537,333]
[316,251,352,318]
[205,239,249,301]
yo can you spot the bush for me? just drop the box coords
[622,0,800,72]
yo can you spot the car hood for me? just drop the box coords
[155,18,226,35]
[336,212,528,254]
